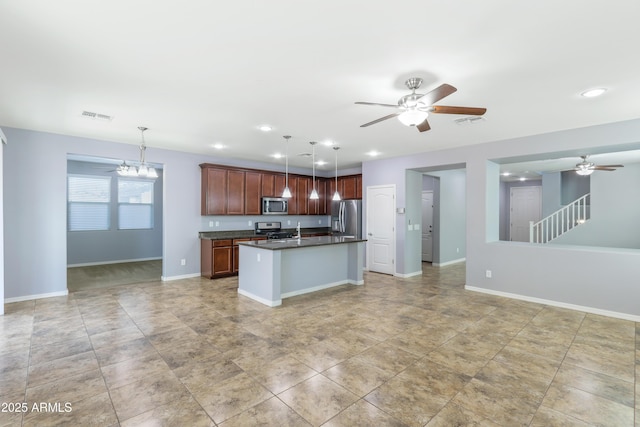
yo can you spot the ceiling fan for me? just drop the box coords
[568,155,624,175]
[355,77,487,132]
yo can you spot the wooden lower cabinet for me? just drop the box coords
[202,236,268,279]
[201,239,233,278]
[232,238,251,273]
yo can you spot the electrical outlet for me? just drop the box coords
[318,219,321,224]
[485,270,492,278]
[215,221,219,227]
[209,221,214,227]
[248,220,252,226]
[181,259,186,266]
[287,220,291,225]
[456,247,459,253]
[257,253,261,262]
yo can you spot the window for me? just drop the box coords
[118,179,154,229]
[68,175,111,231]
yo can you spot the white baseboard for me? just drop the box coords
[394,270,422,278]
[281,280,354,299]
[433,257,466,267]
[68,257,162,268]
[237,288,282,307]
[161,273,201,282]
[5,290,69,304]
[465,285,640,322]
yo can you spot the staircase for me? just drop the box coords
[529,194,590,243]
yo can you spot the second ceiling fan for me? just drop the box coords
[355,77,487,132]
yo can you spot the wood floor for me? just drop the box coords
[1,262,638,426]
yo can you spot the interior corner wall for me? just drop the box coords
[0,138,4,314]
[542,172,562,217]
[404,170,423,274]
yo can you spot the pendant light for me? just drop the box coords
[332,146,341,201]
[309,141,319,200]
[118,127,158,179]
[282,135,292,198]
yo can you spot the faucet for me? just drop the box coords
[295,221,301,239]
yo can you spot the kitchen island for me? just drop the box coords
[237,236,366,307]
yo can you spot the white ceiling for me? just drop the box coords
[2,1,640,170]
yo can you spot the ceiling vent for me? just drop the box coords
[454,116,485,125]
[81,110,114,121]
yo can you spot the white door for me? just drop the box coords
[421,191,433,262]
[510,186,542,242]
[366,185,395,275]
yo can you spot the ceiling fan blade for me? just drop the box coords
[355,101,399,108]
[416,118,431,132]
[360,112,401,127]
[593,164,623,168]
[591,167,617,171]
[431,105,487,115]
[415,84,457,106]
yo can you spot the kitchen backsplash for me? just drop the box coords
[200,215,330,232]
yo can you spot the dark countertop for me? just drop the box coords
[237,235,366,250]
[199,227,331,240]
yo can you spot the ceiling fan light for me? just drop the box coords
[398,110,428,126]
[576,168,594,176]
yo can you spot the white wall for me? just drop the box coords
[0,133,4,314]
[363,118,640,319]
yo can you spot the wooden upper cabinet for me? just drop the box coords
[310,178,327,215]
[297,176,310,215]
[274,174,286,198]
[201,163,359,216]
[287,176,298,215]
[261,172,276,197]
[245,171,262,215]
[201,167,228,215]
[227,170,245,215]
[341,175,358,199]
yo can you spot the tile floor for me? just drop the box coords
[0,263,638,426]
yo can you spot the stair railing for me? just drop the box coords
[530,193,590,243]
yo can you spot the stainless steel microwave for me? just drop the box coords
[262,197,288,215]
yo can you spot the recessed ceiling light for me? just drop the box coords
[519,177,526,181]
[322,140,335,147]
[580,88,607,98]
[501,172,511,176]
[367,150,381,157]
[272,153,283,159]
[212,143,225,150]
[315,160,327,166]
[258,125,273,132]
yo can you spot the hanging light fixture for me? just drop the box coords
[117,127,158,179]
[332,146,341,201]
[282,135,292,198]
[309,141,319,200]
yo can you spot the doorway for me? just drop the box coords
[366,185,396,275]
[509,186,542,242]
[421,190,433,262]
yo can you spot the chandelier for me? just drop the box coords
[117,126,158,178]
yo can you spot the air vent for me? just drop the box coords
[81,110,114,121]
[454,116,485,125]
[297,153,312,157]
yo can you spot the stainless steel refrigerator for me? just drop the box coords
[331,199,362,238]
